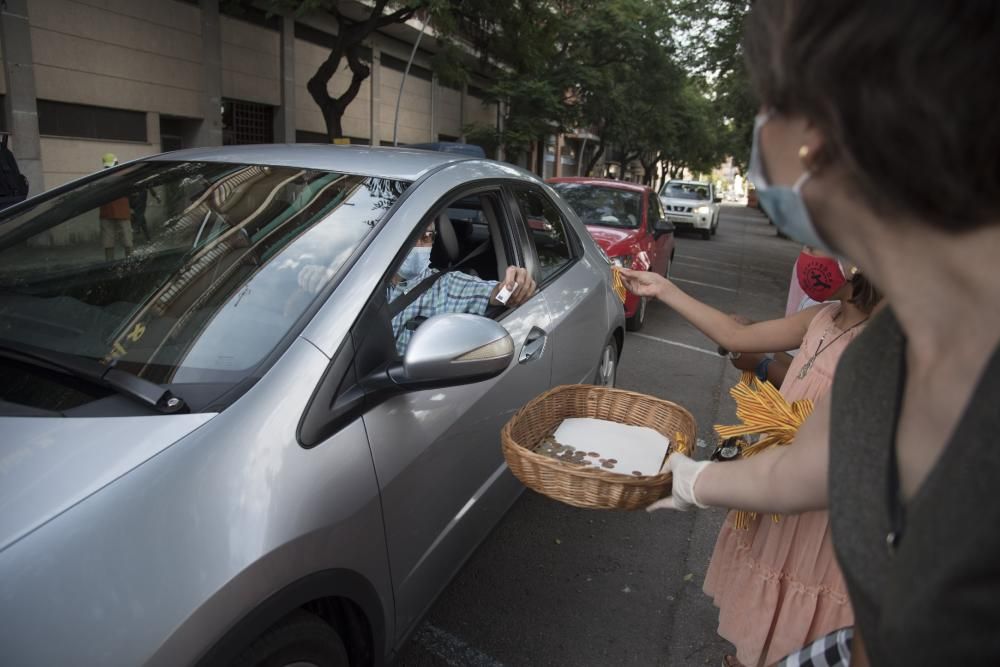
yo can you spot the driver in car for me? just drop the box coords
[299,223,537,355]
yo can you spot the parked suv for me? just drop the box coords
[0,146,624,666]
[659,179,721,240]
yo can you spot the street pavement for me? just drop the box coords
[396,205,802,667]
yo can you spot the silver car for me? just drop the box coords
[0,146,624,666]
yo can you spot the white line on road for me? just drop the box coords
[413,624,506,667]
[671,277,740,293]
[673,260,778,283]
[630,332,721,357]
[675,253,744,269]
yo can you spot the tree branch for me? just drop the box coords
[376,5,419,29]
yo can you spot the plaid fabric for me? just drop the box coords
[388,267,497,355]
[777,627,854,667]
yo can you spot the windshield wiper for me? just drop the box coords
[0,342,188,414]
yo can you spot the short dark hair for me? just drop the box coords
[849,272,881,315]
[744,1,1000,231]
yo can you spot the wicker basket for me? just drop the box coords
[501,384,697,510]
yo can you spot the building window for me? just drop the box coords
[223,99,274,145]
[294,23,372,61]
[380,53,432,82]
[37,100,147,142]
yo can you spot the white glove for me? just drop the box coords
[297,264,335,294]
[646,453,712,512]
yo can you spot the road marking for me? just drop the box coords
[413,623,506,667]
[673,260,778,283]
[630,332,720,357]
[671,277,739,293]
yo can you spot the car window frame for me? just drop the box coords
[370,183,530,359]
[504,183,582,290]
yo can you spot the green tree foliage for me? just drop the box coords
[671,0,755,171]
[247,0,747,177]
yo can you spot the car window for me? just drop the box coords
[660,181,709,200]
[550,183,641,229]
[511,187,575,284]
[386,191,511,357]
[647,193,664,231]
[0,161,409,389]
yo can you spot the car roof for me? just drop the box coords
[547,177,650,194]
[146,144,473,182]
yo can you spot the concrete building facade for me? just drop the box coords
[0,0,500,194]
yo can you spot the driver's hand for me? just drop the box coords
[490,266,537,307]
[297,264,334,295]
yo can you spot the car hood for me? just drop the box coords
[585,225,638,256]
[0,414,215,552]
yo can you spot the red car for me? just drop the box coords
[548,177,675,331]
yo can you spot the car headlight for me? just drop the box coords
[694,205,710,215]
[610,255,633,268]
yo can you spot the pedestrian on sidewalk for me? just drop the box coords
[621,248,880,666]
[99,153,133,260]
[628,2,1000,665]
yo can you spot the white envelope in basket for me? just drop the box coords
[552,417,670,476]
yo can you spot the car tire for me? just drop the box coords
[700,228,711,240]
[593,340,618,388]
[231,610,349,667]
[711,216,718,235]
[626,296,646,332]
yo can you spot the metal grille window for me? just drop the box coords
[222,99,274,145]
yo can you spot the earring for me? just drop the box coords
[798,145,810,161]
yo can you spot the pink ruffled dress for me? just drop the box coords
[702,303,864,666]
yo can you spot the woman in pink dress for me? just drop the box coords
[621,248,881,666]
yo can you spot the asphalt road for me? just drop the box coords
[396,205,801,667]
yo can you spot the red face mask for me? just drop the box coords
[796,252,846,302]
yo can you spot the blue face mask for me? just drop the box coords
[398,246,431,282]
[748,112,836,254]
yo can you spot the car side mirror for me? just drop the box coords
[713,196,722,203]
[653,218,675,236]
[299,314,513,447]
[392,313,514,386]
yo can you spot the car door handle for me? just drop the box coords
[519,327,547,364]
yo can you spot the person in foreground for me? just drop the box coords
[623,251,879,666]
[625,2,1000,665]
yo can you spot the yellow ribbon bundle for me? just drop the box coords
[714,372,814,529]
[611,267,628,303]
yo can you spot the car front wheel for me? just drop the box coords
[626,296,646,332]
[594,341,618,388]
[231,610,349,667]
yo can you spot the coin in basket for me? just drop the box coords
[587,452,599,457]
[632,471,643,476]
[607,459,618,464]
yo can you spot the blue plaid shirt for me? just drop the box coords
[388,267,498,355]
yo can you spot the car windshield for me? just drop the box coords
[660,182,709,200]
[552,183,642,229]
[0,161,408,395]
